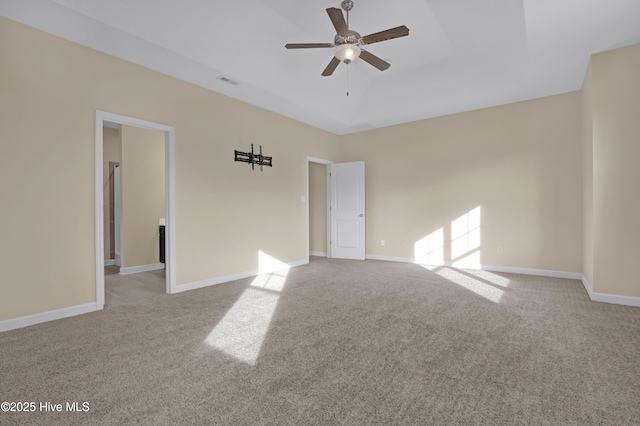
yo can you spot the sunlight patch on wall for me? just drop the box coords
[435,267,504,304]
[414,227,444,265]
[451,206,481,268]
[258,251,291,275]
[204,251,290,365]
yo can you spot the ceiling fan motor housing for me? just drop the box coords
[334,30,362,46]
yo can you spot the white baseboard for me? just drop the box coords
[366,254,582,280]
[366,254,640,307]
[174,259,308,294]
[115,253,121,266]
[1,259,308,331]
[478,264,582,280]
[104,259,116,266]
[0,302,97,333]
[3,259,635,334]
[119,263,165,275]
[581,275,640,307]
[310,251,327,257]
[366,254,415,263]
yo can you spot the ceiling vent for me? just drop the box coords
[216,75,241,86]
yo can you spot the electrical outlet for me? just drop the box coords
[497,246,503,254]
[381,240,385,246]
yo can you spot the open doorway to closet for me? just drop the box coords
[95,111,176,311]
[102,123,166,306]
[307,157,331,259]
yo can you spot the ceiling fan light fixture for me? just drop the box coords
[335,43,361,64]
[285,2,408,76]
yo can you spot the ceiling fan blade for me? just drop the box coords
[361,25,410,45]
[321,57,341,77]
[327,7,349,37]
[359,50,391,71]
[285,43,334,49]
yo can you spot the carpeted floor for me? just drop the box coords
[1,257,639,425]
[104,265,165,307]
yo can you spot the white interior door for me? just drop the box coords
[330,161,365,260]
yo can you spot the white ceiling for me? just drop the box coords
[2,0,640,134]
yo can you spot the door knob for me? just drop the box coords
[359,214,364,217]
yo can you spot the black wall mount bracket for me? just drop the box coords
[234,144,272,172]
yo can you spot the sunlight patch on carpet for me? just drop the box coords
[204,251,289,365]
[435,267,504,303]
[467,270,511,288]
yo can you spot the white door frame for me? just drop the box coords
[113,164,121,266]
[306,157,333,261]
[95,110,177,309]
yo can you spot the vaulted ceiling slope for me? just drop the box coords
[2,0,640,135]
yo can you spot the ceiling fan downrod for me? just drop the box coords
[341,0,354,28]
[342,0,354,96]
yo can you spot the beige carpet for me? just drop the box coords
[1,257,639,425]
[104,265,165,307]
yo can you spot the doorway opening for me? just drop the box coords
[103,159,120,266]
[306,158,367,261]
[307,157,332,260]
[95,111,176,310]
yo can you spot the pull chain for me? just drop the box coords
[346,5,350,96]
[346,63,349,97]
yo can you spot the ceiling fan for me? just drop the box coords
[285,0,409,76]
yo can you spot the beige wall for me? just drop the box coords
[1,14,638,324]
[120,125,165,268]
[338,93,584,272]
[309,162,327,254]
[174,103,339,285]
[0,17,339,321]
[103,126,121,259]
[1,19,95,320]
[585,43,640,297]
